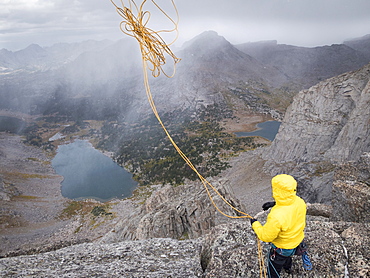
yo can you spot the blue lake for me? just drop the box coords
[52,140,137,202]
[235,120,281,141]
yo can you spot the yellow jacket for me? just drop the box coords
[252,174,306,249]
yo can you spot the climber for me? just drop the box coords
[250,174,307,277]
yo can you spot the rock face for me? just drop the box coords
[0,238,203,278]
[0,177,20,201]
[100,180,245,243]
[266,63,370,165]
[263,63,370,203]
[201,219,369,278]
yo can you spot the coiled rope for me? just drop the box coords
[109,1,266,277]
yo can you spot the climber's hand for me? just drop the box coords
[262,201,276,211]
[250,218,257,225]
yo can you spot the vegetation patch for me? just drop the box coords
[74,225,83,234]
[59,200,98,220]
[130,185,154,204]
[91,205,112,217]
[13,195,40,200]
[27,157,39,162]
[26,157,51,166]
[314,161,336,176]
[179,231,189,240]
[98,105,267,186]
[21,115,105,155]
[3,171,53,181]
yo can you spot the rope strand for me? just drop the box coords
[110,1,266,276]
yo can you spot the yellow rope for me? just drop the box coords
[110,0,252,219]
[110,1,266,276]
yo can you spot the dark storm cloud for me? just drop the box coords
[1,0,370,50]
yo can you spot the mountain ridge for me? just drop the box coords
[1,31,369,120]
[236,39,369,88]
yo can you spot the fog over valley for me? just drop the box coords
[1,31,370,121]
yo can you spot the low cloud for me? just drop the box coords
[1,0,370,50]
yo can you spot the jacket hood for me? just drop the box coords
[271,174,297,206]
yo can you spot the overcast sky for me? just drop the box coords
[1,0,370,51]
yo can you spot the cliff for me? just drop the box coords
[98,180,244,244]
[263,62,370,203]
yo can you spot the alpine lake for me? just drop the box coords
[52,140,138,202]
[0,116,280,202]
[235,120,281,141]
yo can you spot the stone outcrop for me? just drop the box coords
[1,158,369,277]
[100,179,245,243]
[201,219,369,278]
[0,238,203,278]
[1,215,369,277]
[0,178,20,201]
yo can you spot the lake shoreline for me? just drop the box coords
[234,120,281,141]
[0,132,70,256]
[0,132,143,258]
[53,139,137,202]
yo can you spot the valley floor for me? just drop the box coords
[0,109,274,257]
[0,133,68,256]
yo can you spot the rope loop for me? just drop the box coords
[110,0,181,77]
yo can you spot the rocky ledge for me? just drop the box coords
[1,214,369,277]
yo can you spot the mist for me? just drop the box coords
[2,0,370,50]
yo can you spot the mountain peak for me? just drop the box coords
[195,30,221,39]
[20,43,45,54]
[182,30,229,50]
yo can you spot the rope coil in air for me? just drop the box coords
[110,1,266,276]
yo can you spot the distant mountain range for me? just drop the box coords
[236,34,370,88]
[1,31,369,120]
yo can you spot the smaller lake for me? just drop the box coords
[235,120,281,141]
[52,140,137,202]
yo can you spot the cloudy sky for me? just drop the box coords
[1,0,370,51]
